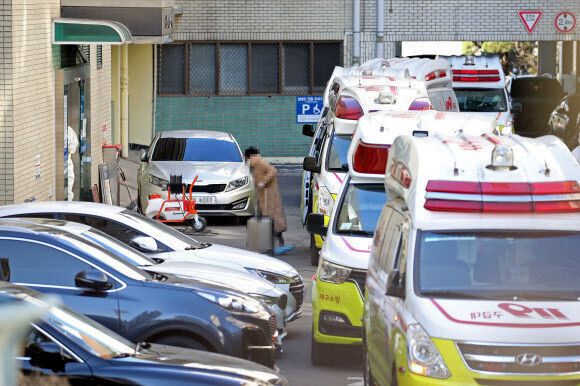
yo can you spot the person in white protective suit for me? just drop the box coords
[67,126,79,201]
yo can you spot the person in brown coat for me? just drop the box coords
[245,147,289,247]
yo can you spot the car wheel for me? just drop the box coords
[310,234,320,266]
[363,339,376,386]
[152,335,208,351]
[311,332,330,366]
[191,216,207,232]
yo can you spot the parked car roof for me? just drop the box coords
[159,130,234,140]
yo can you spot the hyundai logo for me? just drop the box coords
[515,353,542,367]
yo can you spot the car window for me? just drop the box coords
[454,88,507,112]
[5,213,56,219]
[370,206,393,271]
[66,215,167,253]
[334,183,386,236]
[3,239,94,287]
[325,134,351,172]
[152,137,242,162]
[511,78,565,100]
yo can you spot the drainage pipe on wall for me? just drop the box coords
[353,0,360,65]
[376,0,384,58]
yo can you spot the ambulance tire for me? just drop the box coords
[310,334,331,366]
[362,339,376,386]
[310,234,320,266]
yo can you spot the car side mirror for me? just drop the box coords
[511,102,522,113]
[75,270,113,291]
[303,156,321,173]
[306,213,328,236]
[302,124,315,137]
[131,236,158,253]
[385,269,405,298]
[140,149,148,163]
[26,342,73,373]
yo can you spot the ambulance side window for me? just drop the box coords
[377,211,404,284]
[370,206,393,271]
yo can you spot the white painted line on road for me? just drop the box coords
[347,377,364,386]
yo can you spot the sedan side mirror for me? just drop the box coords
[131,236,158,253]
[140,149,148,163]
[75,270,113,291]
[511,102,522,113]
[303,156,321,173]
[306,213,328,236]
[385,269,405,298]
[26,342,74,373]
[302,124,315,137]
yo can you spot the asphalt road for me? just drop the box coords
[120,161,363,386]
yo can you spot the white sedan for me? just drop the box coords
[0,202,304,322]
[138,130,255,219]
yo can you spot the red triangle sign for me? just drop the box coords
[519,11,542,34]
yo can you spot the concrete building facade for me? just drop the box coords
[147,0,580,159]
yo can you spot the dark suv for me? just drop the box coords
[508,75,566,137]
[1,283,287,385]
[0,219,277,367]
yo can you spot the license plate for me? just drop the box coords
[193,196,216,204]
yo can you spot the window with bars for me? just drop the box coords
[157,41,342,96]
[97,45,103,69]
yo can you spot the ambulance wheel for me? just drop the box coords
[310,333,330,366]
[310,234,320,266]
[191,217,207,232]
[363,337,376,386]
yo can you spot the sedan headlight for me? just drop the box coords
[317,186,335,216]
[148,175,168,188]
[407,324,451,379]
[246,268,296,284]
[225,176,249,192]
[195,290,260,314]
[318,259,352,284]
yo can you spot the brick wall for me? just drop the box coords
[11,0,60,203]
[174,0,351,41]
[376,0,580,43]
[0,0,13,205]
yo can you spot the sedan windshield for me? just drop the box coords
[455,88,507,112]
[152,137,242,162]
[335,184,386,236]
[46,306,135,359]
[416,231,580,300]
[326,134,351,172]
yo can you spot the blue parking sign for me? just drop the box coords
[296,96,323,123]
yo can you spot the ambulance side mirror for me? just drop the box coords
[303,157,321,173]
[302,124,315,137]
[306,213,327,236]
[511,102,522,113]
[386,269,405,298]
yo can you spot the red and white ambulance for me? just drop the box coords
[305,111,498,365]
[363,133,580,385]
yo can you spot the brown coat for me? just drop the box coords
[249,155,287,233]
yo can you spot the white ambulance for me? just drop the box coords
[363,133,580,385]
[301,61,459,264]
[441,55,515,135]
[305,111,498,365]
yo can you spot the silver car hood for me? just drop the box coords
[147,260,281,297]
[167,244,299,279]
[148,161,248,184]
